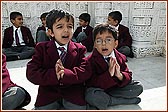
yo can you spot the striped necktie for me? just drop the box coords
[15,29,20,46]
[105,57,110,63]
[58,47,67,64]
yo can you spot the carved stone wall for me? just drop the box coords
[1,1,166,58]
[129,2,166,58]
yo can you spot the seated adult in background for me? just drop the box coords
[2,53,31,110]
[107,11,134,58]
[2,11,35,61]
[36,12,50,43]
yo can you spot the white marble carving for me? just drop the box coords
[1,1,166,58]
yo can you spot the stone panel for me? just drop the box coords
[1,1,166,58]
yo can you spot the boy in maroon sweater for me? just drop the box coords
[26,9,91,110]
[85,24,143,110]
[72,13,94,52]
[107,11,133,58]
[36,12,50,43]
[2,54,31,110]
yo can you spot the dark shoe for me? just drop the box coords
[135,97,141,104]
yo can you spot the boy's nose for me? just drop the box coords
[102,40,106,45]
[64,27,68,32]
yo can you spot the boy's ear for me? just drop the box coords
[115,20,119,25]
[114,40,118,48]
[48,29,54,37]
[86,21,89,25]
[11,19,15,24]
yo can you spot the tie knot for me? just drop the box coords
[15,29,18,32]
[105,57,110,62]
[58,47,65,51]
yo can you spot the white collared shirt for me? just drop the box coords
[55,41,68,56]
[109,24,119,31]
[104,50,116,62]
[82,26,87,32]
[12,26,25,46]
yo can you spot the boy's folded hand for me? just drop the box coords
[55,59,64,80]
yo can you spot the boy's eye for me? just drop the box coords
[106,38,112,42]
[96,39,102,44]
[56,26,63,29]
[68,25,73,29]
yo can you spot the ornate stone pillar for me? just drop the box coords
[129,2,166,58]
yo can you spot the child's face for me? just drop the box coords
[49,17,74,45]
[94,31,118,56]
[41,18,47,27]
[11,15,23,28]
[107,16,118,26]
[79,19,88,27]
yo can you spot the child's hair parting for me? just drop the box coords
[93,23,118,41]
[79,13,91,24]
[46,9,74,32]
[10,11,22,20]
[108,11,122,24]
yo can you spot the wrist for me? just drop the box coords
[117,73,123,81]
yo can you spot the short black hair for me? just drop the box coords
[10,11,22,20]
[108,11,122,24]
[40,12,49,20]
[79,13,91,24]
[93,23,118,42]
[46,9,74,32]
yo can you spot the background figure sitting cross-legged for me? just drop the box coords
[36,12,51,43]
[2,11,35,61]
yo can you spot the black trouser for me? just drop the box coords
[2,46,34,61]
[85,80,143,109]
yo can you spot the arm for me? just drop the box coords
[26,28,35,47]
[2,54,14,94]
[26,44,59,86]
[2,28,12,48]
[59,46,92,85]
[119,27,132,47]
[87,52,132,90]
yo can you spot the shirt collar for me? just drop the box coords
[104,50,116,59]
[55,41,68,51]
[13,26,21,31]
[82,26,87,31]
[109,24,119,31]
[115,25,119,30]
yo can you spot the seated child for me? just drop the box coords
[72,13,94,52]
[36,12,50,43]
[2,53,31,110]
[85,24,143,110]
[26,9,91,110]
[2,11,35,61]
[107,11,134,58]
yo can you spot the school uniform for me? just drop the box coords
[2,26,35,61]
[26,39,92,109]
[36,26,50,43]
[2,54,31,109]
[117,24,134,57]
[85,48,143,109]
[73,25,94,52]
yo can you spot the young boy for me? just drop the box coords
[2,11,35,61]
[107,11,133,58]
[2,54,31,110]
[72,13,94,52]
[26,9,91,110]
[36,12,50,43]
[85,24,143,110]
